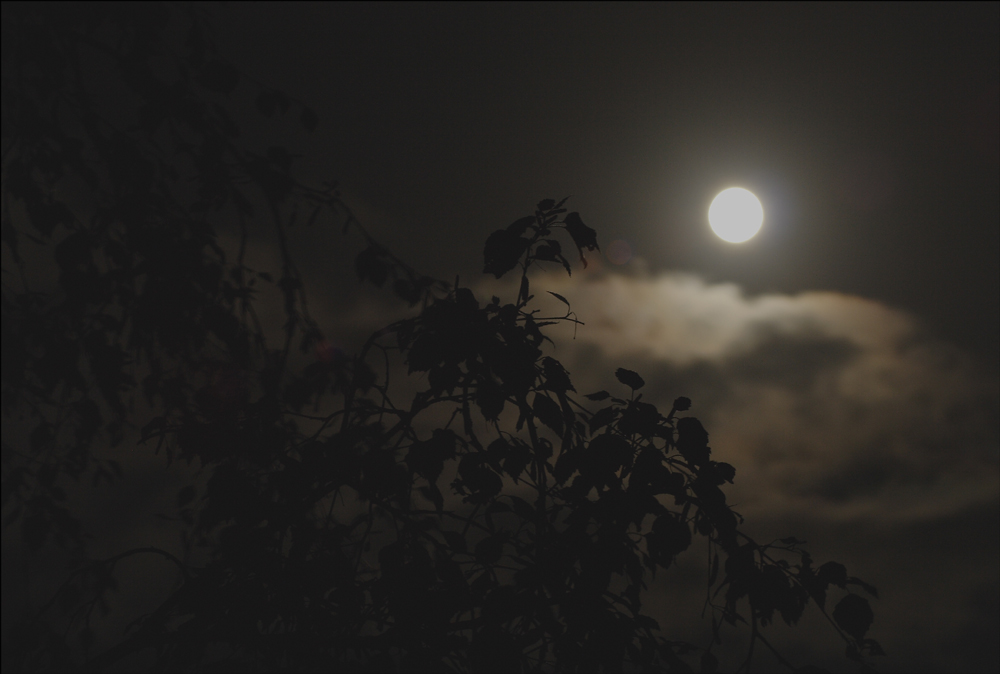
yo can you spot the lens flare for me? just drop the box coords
[607,240,633,265]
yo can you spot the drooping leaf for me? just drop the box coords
[563,211,599,267]
[547,291,571,311]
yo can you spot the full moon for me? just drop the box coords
[708,187,764,243]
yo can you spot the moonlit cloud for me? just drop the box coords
[496,267,999,523]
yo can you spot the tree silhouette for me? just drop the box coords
[1,4,883,672]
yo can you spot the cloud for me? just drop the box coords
[493,267,999,523]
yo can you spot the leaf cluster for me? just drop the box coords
[1,5,882,673]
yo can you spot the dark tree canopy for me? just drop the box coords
[1,4,882,672]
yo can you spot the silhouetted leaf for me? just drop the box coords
[508,216,535,237]
[563,211,599,267]
[198,59,239,93]
[475,535,504,565]
[483,229,529,278]
[0,6,878,664]
[255,90,289,117]
[676,417,711,467]
[615,368,645,391]
[533,394,564,437]
[818,561,848,588]
[541,356,574,393]
[355,246,389,287]
[176,485,196,508]
[300,107,318,132]
[862,638,886,657]
[846,576,879,599]
[833,594,874,641]
[442,530,466,554]
[508,496,534,521]
[547,291,571,311]
[501,442,532,484]
[714,462,736,484]
[589,406,617,433]
[477,376,506,421]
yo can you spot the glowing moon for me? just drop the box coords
[708,188,764,243]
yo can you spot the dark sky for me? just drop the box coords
[4,3,996,673]
[218,1,1000,373]
[201,4,1000,672]
[206,4,1000,672]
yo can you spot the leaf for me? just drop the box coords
[300,107,318,132]
[714,462,736,484]
[483,229,530,278]
[676,417,711,467]
[501,443,532,484]
[140,416,167,442]
[532,394,564,437]
[588,406,616,434]
[255,90,288,117]
[475,535,504,565]
[532,241,560,262]
[198,59,239,93]
[547,291,571,311]
[615,368,645,391]
[537,199,556,211]
[508,496,534,521]
[833,594,874,641]
[176,485,196,508]
[817,561,848,588]
[541,356,574,393]
[508,216,535,237]
[563,211,599,267]
[585,433,633,480]
[355,246,388,287]
[862,638,886,657]
[585,390,611,401]
[476,376,506,421]
[846,576,879,599]
[442,530,466,554]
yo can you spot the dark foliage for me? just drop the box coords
[1,3,882,672]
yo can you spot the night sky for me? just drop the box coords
[3,2,998,672]
[214,3,999,671]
